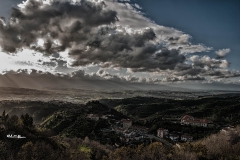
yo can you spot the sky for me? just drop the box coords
[135,0,240,69]
[0,0,239,90]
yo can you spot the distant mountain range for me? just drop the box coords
[0,72,240,91]
[0,72,181,91]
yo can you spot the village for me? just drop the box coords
[0,106,231,147]
[86,113,225,146]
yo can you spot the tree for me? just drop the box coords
[17,142,34,160]
[1,110,8,122]
[17,141,56,160]
[2,110,5,117]
[0,141,9,160]
[147,142,168,160]
[20,113,33,128]
[6,115,20,129]
[110,146,135,160]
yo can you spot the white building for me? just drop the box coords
[181,115,213,127]
[157,128,169,138]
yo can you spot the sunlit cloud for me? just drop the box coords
[0,48,57,73]
[0,0,238,86]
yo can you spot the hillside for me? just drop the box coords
[1,95,240,159]
[0,100,82,123]
[100,95,240,124]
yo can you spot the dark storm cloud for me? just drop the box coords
[0,0,188,72]
[0,0,238,81]
[167,54,240,80]
[168,35,189,45]
[174,67,203,76]
[70,40,185,72]
[201,70,240,79]
[0,0,117,53]
[172,65,240,80]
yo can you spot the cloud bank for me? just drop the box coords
[1,69,239,91]
[0,0,239,85]
[0,0,206,71]
[0,69,173,90]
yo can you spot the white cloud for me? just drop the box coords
[134,4,142,10]
[0,48,58,73]
[105,0,212,54]
[215,48,230,58]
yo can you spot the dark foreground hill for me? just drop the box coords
[0,100,82,123]
[100,95,240,125]
[0,95,240,159]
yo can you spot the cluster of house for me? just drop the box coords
[86,114,215,144]
[114,118,195,143]
[86,114,114,121]
[181,115,213,127]
[157,128,193,142]
[156,115,214,142]
[113,119,149,143]
[86,115,150,143]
